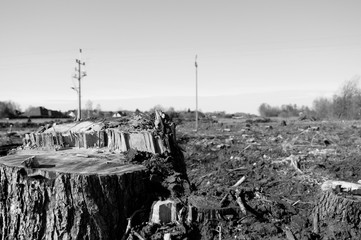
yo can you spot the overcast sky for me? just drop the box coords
[1,1,361,114]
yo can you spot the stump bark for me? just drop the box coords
[0,150,149,240]
[313,190,361,239]
[25,120,176,155]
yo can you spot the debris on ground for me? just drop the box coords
[2,115,361,239]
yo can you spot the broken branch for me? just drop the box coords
[235,189,247,215]
[122,208,145,240]
[233,176,246,187]
[132,231,145,240]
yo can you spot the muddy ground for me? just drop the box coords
[177,118,361,240]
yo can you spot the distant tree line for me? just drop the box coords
[0,101,21,118]
[259,76,361,120]
[313,76,361,120]
[258,103,313,118]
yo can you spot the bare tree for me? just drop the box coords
[0,101,21,118]
[258,103,280,117]
[313,97,333,119]
[149,104,165,113]
[334,76,360,119]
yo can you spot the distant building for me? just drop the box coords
[68,111,76,118]
[112,111,126,117]
[24,106,66,118]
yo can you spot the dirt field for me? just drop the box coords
[177,118,361,239]
[1,116,361,239]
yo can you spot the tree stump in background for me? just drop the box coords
[313,189,361,239]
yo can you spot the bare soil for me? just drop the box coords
[177,118,361,240]
[2,116,361,239]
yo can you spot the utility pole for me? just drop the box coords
[195,55,198,131]
[72,49,86,121]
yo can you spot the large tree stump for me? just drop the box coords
[0,149,149,240]
[313,189,361,239]
[1,114,185,240]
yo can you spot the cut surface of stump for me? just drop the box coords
[0,148,149,239]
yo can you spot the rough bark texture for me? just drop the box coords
[24,117,178,155]
[313,190,361,239]
[0,162,149,240]
[25,129,173,155]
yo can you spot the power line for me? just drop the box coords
[72,49,87,121]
